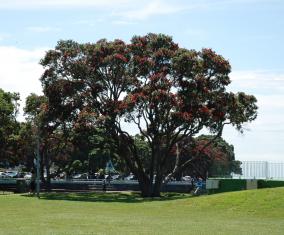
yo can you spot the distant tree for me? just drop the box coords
[40,33,257,197]
[24,93,73,188]
[15,122,36,169]
[173,135,241,179]
[199,135,242,177]
[0,88,20,166]
[24,93,107,180]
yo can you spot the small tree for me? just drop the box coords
[24,93,74,188]
[40,33,257,197]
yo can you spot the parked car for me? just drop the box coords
[125,174,137,180]
[111,174,121,180]
[5,171,18,178]
[0,172,8,178]
[72,173,88,179]
[24,173,32,179]
[17,172,26,178]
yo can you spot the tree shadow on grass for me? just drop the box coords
[22,191,191,203]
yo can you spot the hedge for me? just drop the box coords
[208,179,247,194]
[257,180,284,189]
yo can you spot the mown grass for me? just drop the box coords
[0,188,284,235]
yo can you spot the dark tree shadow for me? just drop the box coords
[21,191,191,203]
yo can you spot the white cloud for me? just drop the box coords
[0,33,11,41]
[230,70,284,94]
[231,70,284,82]
[74,18,106,28]
[26,26,61,33]
[0,46,47,120]
[222,69,284,161]
[257,94,284,109]
[0,0,280,14]
[1,0,277,24]
[229,70,284,131]
[184,29,207,37]
[0,0,232,21]
[114,0,186,20]
[111,20,136,25]
[111,0,278,21]
[0,0,132,9]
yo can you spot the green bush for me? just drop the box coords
[207,179,284,195]
[208,179,246,194]
[257,180,284,189]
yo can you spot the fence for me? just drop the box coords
[233,161,284,179]
[0,178,194,193]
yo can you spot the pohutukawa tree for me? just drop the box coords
[40,33,257,197]
[169,135,241,179]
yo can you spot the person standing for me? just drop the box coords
[102,179,106,192]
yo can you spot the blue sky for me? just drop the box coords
[0,0,283,162]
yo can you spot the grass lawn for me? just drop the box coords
[0,188,284,235]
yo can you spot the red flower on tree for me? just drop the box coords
[114,53,128,62]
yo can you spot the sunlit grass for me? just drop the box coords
[0,188,283,234]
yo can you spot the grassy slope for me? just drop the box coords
[0,188,283,235]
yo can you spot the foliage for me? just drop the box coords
[208,179,247,194]
[40,33,258,197]
[134,134,241,178]
[0,88,20,166]
[14,122,37,168]
[23,93,74,183]
[183,135,241,178]
[257,180,284,189]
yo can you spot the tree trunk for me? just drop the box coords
[151,145,165,197]
[134,169,151,197]
[136,172,164,197]
[139,180,152,197]
[137,177,163,197]
[152,174,163,197]
[137,146,165,198]
[45,153,51,192]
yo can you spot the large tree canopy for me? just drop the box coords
[40,33,257,197]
